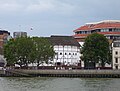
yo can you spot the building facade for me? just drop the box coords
[13,32,27,38]
[73,20,120,46]
[0,30,10,67]
[0,30,10,55]
[112,40,120,69]
[48,36,81,66]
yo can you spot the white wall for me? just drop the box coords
[112,47,120,69]
[53,45,80,66]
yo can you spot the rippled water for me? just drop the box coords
[0,77,120,91]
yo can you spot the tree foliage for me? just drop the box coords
[4,37,55,68]
[81,33,111,68]
[32,37,55,67]
[4,37,36,67]
[4,39,17,66]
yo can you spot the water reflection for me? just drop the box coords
[0,77,120,91]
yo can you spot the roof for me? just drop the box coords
[47,35,80,47]
[0,30,10,35]
[74,20,120,32]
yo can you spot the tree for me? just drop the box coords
[81,33,111,68]
[4,37,36,68]
[32,37,55,67]
[4,36,55,68]
[4,39,17,66]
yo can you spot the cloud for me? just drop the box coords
[24,0,77,15]
[0,1,22,13]
[0,0,120,37]
[25,0,55,13]
[0,0,77,15]
[0,0,119,17]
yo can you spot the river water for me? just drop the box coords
[0,77,120,91]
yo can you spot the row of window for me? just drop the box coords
[75,31,91,34]
[106,36,120,40]
[56,52,77,55]
[75,28,120,34]
[100,28,120,32]
[54,46,78,49]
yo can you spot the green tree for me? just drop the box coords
[4,39,17,66]
[32,37,55,67]
[4,37,55,68]
[81,33,111,68]
[4,37,36,68]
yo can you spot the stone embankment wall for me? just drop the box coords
[1,69,120,77]
[9,69,120,78]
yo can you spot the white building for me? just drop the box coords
[112,40,120,69]
[48,36,81,66]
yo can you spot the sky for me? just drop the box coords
[0,0,120,37]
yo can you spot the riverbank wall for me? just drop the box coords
[1,69,120,78]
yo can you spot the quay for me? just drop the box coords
[1,69,120,78]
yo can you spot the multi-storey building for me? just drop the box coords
[0,30,11,55]
[48,35,81,67]
[73,20,120,68]
[112,40,120,69]
[0,30,10,67]
[73,20,120,46]
[13,32,27,38]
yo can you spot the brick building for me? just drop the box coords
[0,30,10,54]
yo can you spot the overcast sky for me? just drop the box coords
[0,0,120,37]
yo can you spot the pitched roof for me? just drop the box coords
[47,35,80,47]
[74,20,120,32]
[0,30,10,35]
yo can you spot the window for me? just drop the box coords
[110,36,113,39]
[115,66,118,69]
[69,53,71,55]
[60,53,62,55]
[75,53,77,55]
[65,53,67,55]
[115,51,118,55]
[109,29,112,32]
[76,32,80,34]
[115,58,118,63]
[73,53,74,55]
